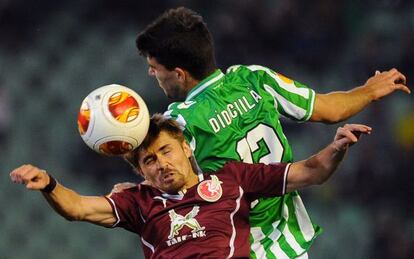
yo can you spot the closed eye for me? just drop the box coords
[143,156,156,165]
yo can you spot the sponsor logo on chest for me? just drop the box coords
[197,175,223,202]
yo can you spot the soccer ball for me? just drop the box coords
[77,84,150,156]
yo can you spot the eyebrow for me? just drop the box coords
[141,144,171,163]
[158,144,171,152]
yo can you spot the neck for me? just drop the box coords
[184,77,200,96]
[183,68,218,97]
[180,170,199,192]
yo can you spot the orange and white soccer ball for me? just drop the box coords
[77,84,150,156]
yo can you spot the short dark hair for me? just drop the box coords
[124,113,185,169]
[136,7,216,80]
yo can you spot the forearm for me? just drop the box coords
[42,182,85,221]
[10,164,116,226]
[303,143,347,184]
[312,88,372,123]
[312,68,410,123]
[292,123,370,190]
[287,143,346,192]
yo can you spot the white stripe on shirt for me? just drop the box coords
[226,186,244,259]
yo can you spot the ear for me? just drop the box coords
[182,140,193,159]
[174,67,187,82]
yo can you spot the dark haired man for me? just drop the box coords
[133,7,410,258]
[10,114,371,258]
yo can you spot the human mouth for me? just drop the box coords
[163,172,175,184]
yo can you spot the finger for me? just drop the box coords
[21,167,47,186]
[389,71,407,85]
[343,129,359,143]
[395,84,411,94]
[26,181,46,190]
[334,137,351,150]
[20,167,40,184]
[342,124,372,133]
[10,171,23,184]
[336,127,358,142]
[10,165,30,184]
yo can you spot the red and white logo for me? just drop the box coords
[197,175,223,202]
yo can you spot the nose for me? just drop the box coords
[156,155,169,171]
[148,67,155,76]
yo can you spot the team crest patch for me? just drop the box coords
[197,175,223,202]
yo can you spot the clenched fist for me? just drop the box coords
[10,164,50,190]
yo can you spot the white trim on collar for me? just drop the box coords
[186,72,224,101]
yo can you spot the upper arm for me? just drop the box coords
[229,161,288,198]
[79,196,117,227]
[255,67,315,121]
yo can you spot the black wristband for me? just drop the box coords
[42,174,57,193]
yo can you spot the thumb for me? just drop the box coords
[333,137,351,151]
[26,181,43,190]
[26,174,48,190]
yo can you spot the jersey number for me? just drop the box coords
[236,124,284,164]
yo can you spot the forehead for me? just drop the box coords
[147,56,161,67]
[138,131,181,157]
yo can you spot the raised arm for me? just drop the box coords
[10,165,116,227]
[311,69,410,123]
[287,124,371,192]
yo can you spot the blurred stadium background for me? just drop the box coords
[1,0,413,258]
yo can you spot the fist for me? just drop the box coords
[333,124,372,151]
[10,164,50,190]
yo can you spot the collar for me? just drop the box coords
[185,69,224,101]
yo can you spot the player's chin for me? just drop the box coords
[162,182,184,194]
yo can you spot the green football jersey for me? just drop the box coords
[165,65,322,258]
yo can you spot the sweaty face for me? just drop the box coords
[137,131,198,194]
[147,57,187,100]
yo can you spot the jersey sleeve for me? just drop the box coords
[105,187,144,234]
[224,161,291,201]
[247,65,315,121]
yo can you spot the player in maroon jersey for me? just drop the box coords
[10,114,371,258]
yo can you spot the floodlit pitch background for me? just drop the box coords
[1,1,413,258]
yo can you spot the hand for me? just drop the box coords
[363,68,410,101]
[10,164,50,190]
[332,124,372,151]
[110,182,137,194]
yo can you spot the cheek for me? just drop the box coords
[141,168,158,181]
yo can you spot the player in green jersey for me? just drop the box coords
[132,7,410,258]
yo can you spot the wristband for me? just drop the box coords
[42,173,57,193]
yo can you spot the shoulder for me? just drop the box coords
[226,64,279,76]
[110,184,155,201]
[218,160,247,173]
[226,64,283,83]
[226,64,271,74]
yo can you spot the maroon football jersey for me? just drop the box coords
[106,161,289,258]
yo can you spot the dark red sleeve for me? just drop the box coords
[105,187,144,234]
[223,161,290,200]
